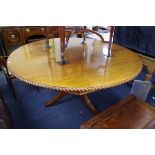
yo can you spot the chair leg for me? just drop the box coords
[9,80,16,99]
[5,77,16,99]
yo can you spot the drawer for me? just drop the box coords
[22,27,47,35]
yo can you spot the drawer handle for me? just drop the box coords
[10,34,16,39]
[26,28,30,32]
[41,28,45,31]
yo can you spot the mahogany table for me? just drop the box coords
[7,38,142,114]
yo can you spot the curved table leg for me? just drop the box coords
[81,95,98,115]
[46,92,67,107]
[46,92,98,115]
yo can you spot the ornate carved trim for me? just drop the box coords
[8,62,142,95]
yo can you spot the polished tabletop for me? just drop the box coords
[7,38,142,95]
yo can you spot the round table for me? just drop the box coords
[7,38,142,114]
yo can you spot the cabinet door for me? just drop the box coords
[2,28,22,45]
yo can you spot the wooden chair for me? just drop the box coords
[0,56,16,99]
[81,80,155,129]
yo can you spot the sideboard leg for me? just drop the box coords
[144,66,155,89]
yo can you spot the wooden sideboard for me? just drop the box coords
[1,26,59,55]
[1,26,98,56]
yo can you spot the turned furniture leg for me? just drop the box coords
[81,95,98,115]
[144,66,155,89]
[144,66,154,80]
[144,70,153,81]
[46,91,67,107]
